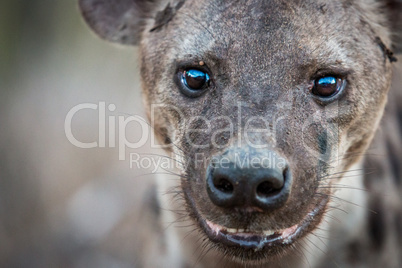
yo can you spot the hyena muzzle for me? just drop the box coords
[79,0,402,267]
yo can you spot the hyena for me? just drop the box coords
[79,0,402,267]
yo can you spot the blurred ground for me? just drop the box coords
[0,1,158,267]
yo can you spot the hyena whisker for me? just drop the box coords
[323,184,369,191]
[315,193,377,214]
[318,168,368,179]
[163,185,182,195]
[320,211,342,224]
[158,201,187,214]
[215,249,227,268]
[158,166,188,178]
[192,242,206,268]
[317,185,370,192]
[215,250,229,268]
[194,239,213,268]
[169,210,189,218]
[189,234,207,258]
[198,242,217,267]
[294,240,313,268]
[288,242,306,267]
[319,170,377,181]
[304,235,329,260]
[315,152,384,168]
[169,192,184,202]
[157,203,186,214]
[309,231,332,247]
[325,205,349,215]
[180,226,200,244]
[303,240,322,266]
[156,171,191,182]
[162,216,189,231]
[312,226,333,236]
[169,212,189,222]
[285,244,301,268]
[301,154,371,177]
[164,190,184,202]
[173,221,197,229]
[172,194,185,203]
[319,175,368,183]
[310,231,335,243]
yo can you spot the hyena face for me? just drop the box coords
[80,0,400,264]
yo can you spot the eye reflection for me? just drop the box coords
[312,76,344,98]
[182,69,210,90]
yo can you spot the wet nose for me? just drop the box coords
[206,149,292,211]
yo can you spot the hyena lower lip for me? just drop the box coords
[200,198,328,251]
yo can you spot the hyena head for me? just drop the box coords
[80,0,401,264]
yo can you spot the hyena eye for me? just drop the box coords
[312,76,346,99]
[179,69,211,97]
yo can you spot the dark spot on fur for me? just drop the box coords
[175,0,185,10]
[150,0,185,32]
[317,131,328,156]
[319,4,327,14]
[151,3,173,32]
[376,37,398,63]
[368,199,386,250]
[158,127,172,145]
[386,138,401,185]
[318,159,330,178]
[119,23,127,31]
[342,0,353,9]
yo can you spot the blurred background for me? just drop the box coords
[1,1,159,267]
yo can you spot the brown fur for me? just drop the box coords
[79,0,402,267]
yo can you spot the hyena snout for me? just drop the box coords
[206,148,292,212]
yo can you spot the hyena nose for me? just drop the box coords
[206,149,292,211]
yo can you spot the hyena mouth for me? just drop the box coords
[199,197,328,251]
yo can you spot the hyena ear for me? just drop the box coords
[385,0,402,53]
[78,0,160,45]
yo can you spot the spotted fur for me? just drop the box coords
[79,0,402,267]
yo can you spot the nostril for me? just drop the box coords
[207,169,239,208]
[256,181,279,197]
[256,168,287,198]
[214,177,234,194]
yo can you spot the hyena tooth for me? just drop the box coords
[263,230,276,236]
